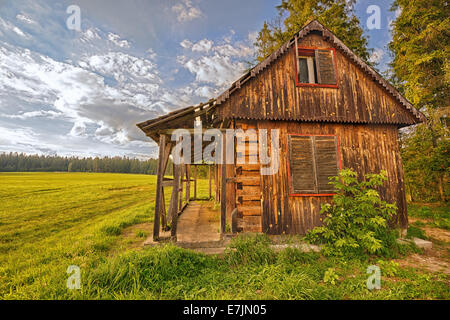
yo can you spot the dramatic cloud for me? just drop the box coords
[178,34,255,89]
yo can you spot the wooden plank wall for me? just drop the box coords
[236,120,408,235]
[218,33,418,126]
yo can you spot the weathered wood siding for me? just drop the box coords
[218,33,417,126]
[242,120,408,234]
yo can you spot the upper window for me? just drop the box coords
[287,135,341,196]
[295,48,337,87]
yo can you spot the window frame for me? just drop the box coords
[287,133,342,197]
[293,46,339,88]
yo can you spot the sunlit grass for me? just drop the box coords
[0,172,209,299]
[0,173,448,300]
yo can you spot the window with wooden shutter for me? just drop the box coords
[294,47,337,88]
[288,135,341,195]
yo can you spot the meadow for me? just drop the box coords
[0,172,448,299]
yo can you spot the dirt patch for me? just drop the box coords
[121,222,153,249]
[410,218,450,243]
[396,220,450,274]
[396,253,450,275]
[423,226,450,243]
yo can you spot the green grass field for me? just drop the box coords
[0,172,448,299]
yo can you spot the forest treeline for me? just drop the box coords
[0,152,215,178]
[0,152,165,175]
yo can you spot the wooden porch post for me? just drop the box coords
[179,164,185,211]
[170,163,181,240]
[220,134,227,234]
[185,164,191,203]
[153,134,166,241]
[208,165,212,199]
[193,165,197,200]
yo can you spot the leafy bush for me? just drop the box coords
[305,169,398,258]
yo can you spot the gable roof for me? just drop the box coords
[137,20,425,140]
[214,20,424,122]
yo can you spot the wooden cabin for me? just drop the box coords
[137,20,425,241]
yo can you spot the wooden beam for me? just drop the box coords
[208,165,212,199]
[220,134,227,234]
[185,164,191,203]
[153,134,166,241]
[170,163,181,240]
[161,141,173,175]
[193,165,197,200]
[160,187,167,230]
[179,164,185,212]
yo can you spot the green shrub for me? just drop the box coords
[305,169,398,258]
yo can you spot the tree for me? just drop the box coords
[389,0,449,202]
[255,0,371,62]
[389,0,449,111]
[401,111,449,202]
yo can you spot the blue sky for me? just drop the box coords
[0,0,400,159]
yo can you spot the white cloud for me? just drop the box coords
[0,17,30,38]
[180,39,193,49]
[247,31,258,44]
[107,32,131,48]
[0,110,62,120]
[79,52,160,83]
[16,14,36,25]
[80,28,101,42]
[369,48,384,64]
[194,86,217,98]
[177,34,255,89]
[0,40,192,149]
[182,54,246,87]
[172,0,202,22]
[192,39,213,53]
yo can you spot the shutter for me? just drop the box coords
[314,136,339,193]
[315,49,337,85]
[289,136,317,193]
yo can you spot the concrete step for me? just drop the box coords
[397,237,433,250]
